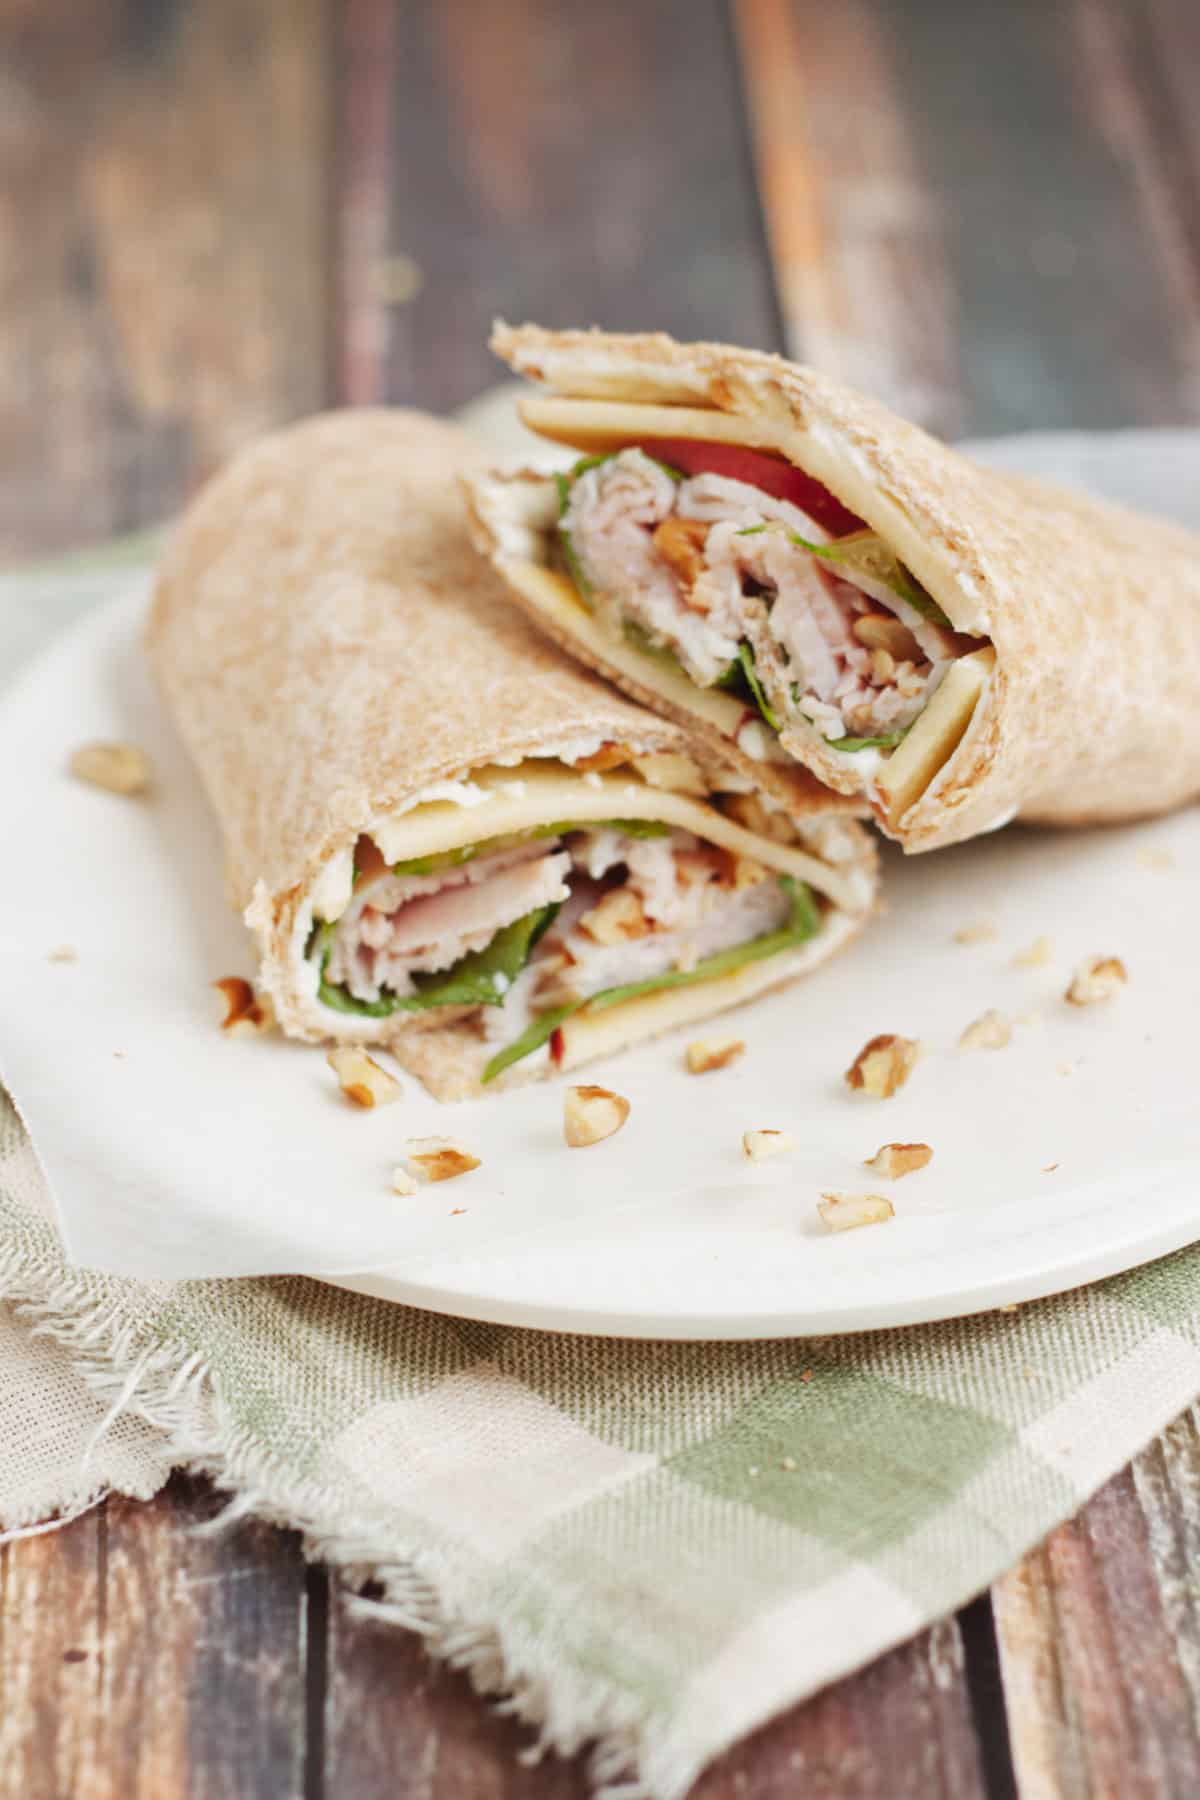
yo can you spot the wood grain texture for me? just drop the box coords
[0,0,330,561]
[323,1580,589,1797]
[323,1589,985,1799]
[737,0,1200,437]
[872,0,1200,435]
[334,0,782,415]
[691,1616,987,1798]
[994,1407,1200,1800]
[733,0,964,434]
[0,1475,308,1800]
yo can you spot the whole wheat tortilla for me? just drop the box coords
[482,322,1200,852]
[148,409,876,1097]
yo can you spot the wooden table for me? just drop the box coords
[3,2,1199,1792]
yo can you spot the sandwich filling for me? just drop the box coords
[556,445,988,757]
[305,759,838,1081]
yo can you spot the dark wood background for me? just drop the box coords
[3,0,1200,1793]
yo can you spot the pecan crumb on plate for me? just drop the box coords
[865,1142,932,1179]
[564,1085,630,1148]
[959,1009,1011,1051]
[214,976,276,1037]
[818,1192,895,1232]
[845,1034,920,1099]
[742,1129,795,1162]
[1065,955,1127,1006]
[686,1036,746,1075]
[407,1137,480,1182]
[327,1046,401,1108]
[69,740,151,795]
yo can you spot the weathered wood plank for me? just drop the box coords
[0,1475,308,1799]
[994,1407,1200,1800]
[732,0,964,435]
[334,0,781,416]
[0,0,330,561]
[693,1616,986,1799]
[323,1578,589,1797]
[869,0,1200,434]
[736,0,1200,438]
[324,1589,984,1800]
[1070,0,1200,418]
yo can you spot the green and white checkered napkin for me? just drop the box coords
[4,541,1200,1798]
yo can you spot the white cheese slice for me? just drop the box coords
[875,647,996,824]
[498,559,788,760]
[518,396,785,455]
[372,762,858,911]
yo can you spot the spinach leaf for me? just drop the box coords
[481,878,821,1082]
[316,903,560,1019]
[824,729,909,753]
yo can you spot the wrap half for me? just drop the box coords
[148,410,876,1100]
[469,322,1200,851]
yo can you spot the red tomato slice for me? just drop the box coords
[637,438,864,537]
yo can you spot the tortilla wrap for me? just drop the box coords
[148,409,876,1098]
[473,322,1200,852]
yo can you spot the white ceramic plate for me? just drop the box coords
[1,430,1198,1338]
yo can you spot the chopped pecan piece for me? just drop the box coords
[69,740,151,795]
[865,1142,932,1179]
[818,1192,895,1233]
[578,887,652,944]
[742,1129,794,1162]
[564,1085,631,1148]
[214,976,276,1037]
[852,613,920,662]
[1065,956,1127,1006]
[686,1036,746,1075]
[844,1034,920,1099]
[327,1046,401,1108]
[407,1137,480,1181]
[652,516,710,588]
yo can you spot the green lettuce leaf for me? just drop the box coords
[317,903,560,1019]
[824,729,909,753]
[482,877,821,1083]
[712,641,779,730]
[790,530,950,626]
[733,642,779,730]
[316,821,672,1017]
[390,844,480,878]
[737,523,951,627]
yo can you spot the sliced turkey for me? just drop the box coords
[561,449,978,742]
